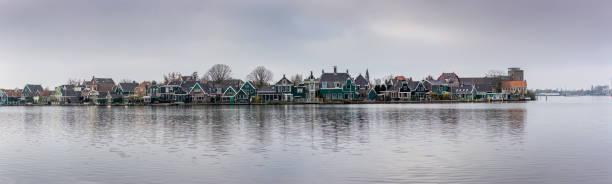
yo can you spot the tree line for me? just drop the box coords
[163,64,302,88]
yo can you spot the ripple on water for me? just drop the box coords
[0,97,611,183]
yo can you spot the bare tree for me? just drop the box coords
[164,72,180,84]
[120,79,134,83]
[485,70,505,77]
[191,71,199,81]
[201,74,210,83]
[383,75,395,83]
[67,78,81,86]
[247,66,274,88]
[291,74,303,85]
[206,64,232,84]
[374,79,382,85]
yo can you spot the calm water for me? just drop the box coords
[1,97,611,184]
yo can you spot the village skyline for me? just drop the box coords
[0,65,608,91]
[1,65,523,88]
[1,64,532,105]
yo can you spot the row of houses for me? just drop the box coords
[0,67,530,105]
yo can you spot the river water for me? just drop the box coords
[0,96,611,184]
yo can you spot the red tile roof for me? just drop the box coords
[502,81,527,88]
[1,89,22,97]
[394,76,407,81]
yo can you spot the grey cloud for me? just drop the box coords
[1,0,611,89]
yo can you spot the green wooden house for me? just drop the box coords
[2,89,22,105]
[319,67,358,100]
[22,84,43,103]
[292,84,307,101]
[452,84,474,100]
[186,82,209,103]
[222,86,237,103]
[0,89,6,104]
[367,88,378,100]
[240,82,257,97]
[275,75,294,101]
[320,78,357,100]
[235,89,250,103]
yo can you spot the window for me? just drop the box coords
[322,82,327,88]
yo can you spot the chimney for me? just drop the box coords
[333,66,337,73]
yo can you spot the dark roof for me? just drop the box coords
[25,84,43,93]
[118,82,139,92]
[275,75,293,86]
[460,77,497,85]
[408,81,419,90]
[93,78,115,85]
[180,81,198,90]
[180,81,209,93]
[474,84,494,93]
[167,81,181,86]
[257,85,276,94]
[59,85,80,97]
[354,74,369,86]
[320,72,351,87]
[453,84,473,94]
[211,79,243,93]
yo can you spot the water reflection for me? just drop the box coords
[10,105,529,155]
[0,104,542,184]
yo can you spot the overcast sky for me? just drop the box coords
[1,0,611,90]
